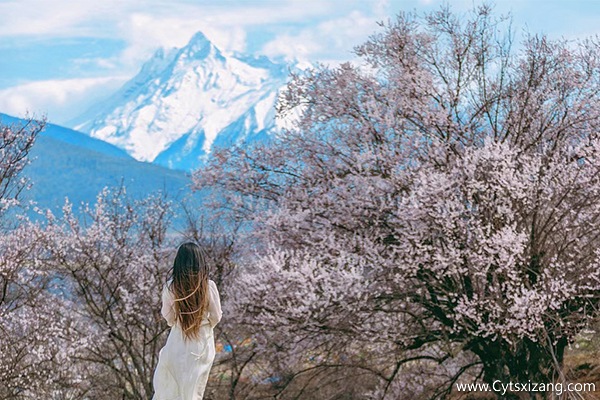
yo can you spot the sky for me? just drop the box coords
[1,0,600,125]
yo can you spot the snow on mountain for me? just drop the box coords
[70,32,290,171]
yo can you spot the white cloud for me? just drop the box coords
[0,0,333,40]
[114,13,249,70]
[0,77,128,124]
[262,10,382,63]
[374,0,391,15]
[0,0,400,122]
[0,0,344,73]
[262,33,323,62]
[0,0,387,67]
[0,0,127,38]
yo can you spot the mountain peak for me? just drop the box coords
[188,31,211,46]
[179,31,220,61]
[71,35,291,170]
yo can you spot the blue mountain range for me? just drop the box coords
[1,113,199,226]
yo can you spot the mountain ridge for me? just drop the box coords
[71,31,291,171]
[0,112,131,159]
[1,113,199,226]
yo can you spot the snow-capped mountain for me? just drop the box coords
[70,32,290,171]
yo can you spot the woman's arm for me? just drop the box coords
[207,280,223,328]
[161,284,177,327]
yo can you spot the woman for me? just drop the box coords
[153,242,223,400]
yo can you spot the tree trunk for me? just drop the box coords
[470,336,567,399]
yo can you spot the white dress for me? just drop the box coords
[153,279,223,400]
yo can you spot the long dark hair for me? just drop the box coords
[168,242,209,340]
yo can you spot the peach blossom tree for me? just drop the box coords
[194,6,600,398]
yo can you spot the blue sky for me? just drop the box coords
[1,0,600,125]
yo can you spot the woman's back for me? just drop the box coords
[153,242,223,400]
[161,279,223,331]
